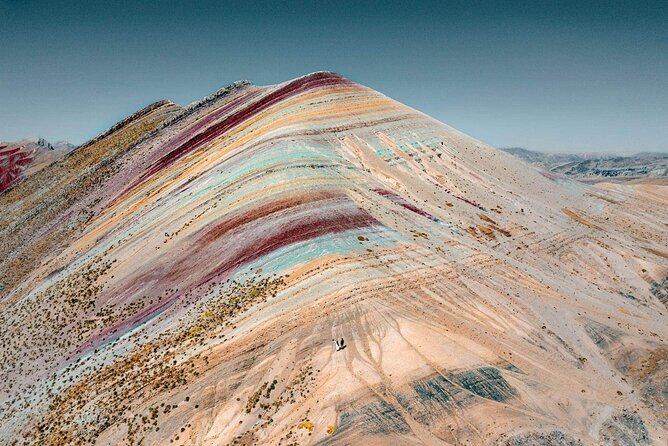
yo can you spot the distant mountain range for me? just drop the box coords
[500,147,668,181]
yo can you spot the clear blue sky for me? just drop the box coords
[1,0,666,153]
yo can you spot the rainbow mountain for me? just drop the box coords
[0,72,667,445]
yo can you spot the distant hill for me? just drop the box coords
[501,147,668,181]
[0,137,76,192]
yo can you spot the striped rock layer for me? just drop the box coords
[0,138,76,194]
[0,72,667,446]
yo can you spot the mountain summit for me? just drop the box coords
[1,72,666,445]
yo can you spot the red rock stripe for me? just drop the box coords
[199,204,378,285]
[373,188,437,219]
[197,190,346,246]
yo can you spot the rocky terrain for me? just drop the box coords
[0,72,666,445]
[501,147,668,182]
[0,137,75,193]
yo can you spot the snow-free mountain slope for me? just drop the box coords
[0,72,666,446]
[0,137,76,193]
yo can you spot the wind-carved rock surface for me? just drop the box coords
[0,72,666,445]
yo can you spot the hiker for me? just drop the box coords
[334,338,346,351]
